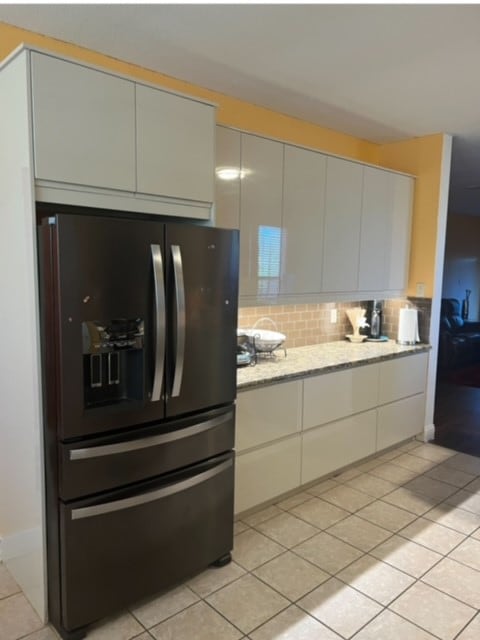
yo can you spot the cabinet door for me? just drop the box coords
[378,353,428,404]
[281,145,326,294]
[31,52,136,191]
[322,157,363,292]
[215,126,241,229]
[236,381,302,451]
[240,134,283,297]
[377,394,425,450]
[301,410,377,484]
[136,84,215,203]
[358,167,392,291]
[235,437,301,514]
[303,364,379,430]
[386,174,414,290]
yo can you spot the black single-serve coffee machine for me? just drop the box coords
[366,299,383,339]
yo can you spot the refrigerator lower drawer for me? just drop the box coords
[59,405,235,500]
[58,452,234,631]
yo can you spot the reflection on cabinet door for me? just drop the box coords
[240,134,283,297]
[322,157,363,292]
[215,126,241,229]
[281,146,326,294]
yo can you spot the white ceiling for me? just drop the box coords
[1,3,480,214]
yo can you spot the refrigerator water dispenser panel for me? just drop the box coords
[82,318,145,408]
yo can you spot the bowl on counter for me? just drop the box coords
[240,328,286,352]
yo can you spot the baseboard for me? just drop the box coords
[422,423,436,443]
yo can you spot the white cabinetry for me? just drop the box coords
[302,410,377,484]
[359,167,413,292]
[322,157,364,292]
[235,438,302,514]
[235,352,428,516]
[30,50,215,217]
[281,145,326,294]
[378,352,428,404]
[136,84,214,202]
[215,126,241,229]
[235,381,302,513]
[239,134,283,297]
[31,52,136,192]
[377,353,427,449]
[236,381,302,451]
[215,125,414,301]
[303,364,378,428]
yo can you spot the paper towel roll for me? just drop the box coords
[397,308,419,345]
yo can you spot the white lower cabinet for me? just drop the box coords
[234,352,428,515]
[301,410,377,484]
[303,364,378,429]
[377,394,426,450]
[236,381,302,451]
[235,437,301,514]
[379,352,428,403]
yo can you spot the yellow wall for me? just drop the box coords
[0,21,446,296]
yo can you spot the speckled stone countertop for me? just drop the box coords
[237,340,431,390]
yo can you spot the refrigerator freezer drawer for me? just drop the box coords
[59,406,235,500]
[59,452,234,631]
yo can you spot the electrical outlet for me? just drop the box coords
[330,309,337,323]
[416,282,426,297]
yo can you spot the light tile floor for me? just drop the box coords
[3,439,480,639]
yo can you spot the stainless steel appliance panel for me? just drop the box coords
[165,224,239,417]
[59,453,234,631]
[59,406,235,500]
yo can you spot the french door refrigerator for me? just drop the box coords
[37,208,239,640]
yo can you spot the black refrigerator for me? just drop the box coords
[37,208,239,640]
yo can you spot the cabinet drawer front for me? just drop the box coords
[303,364,379,430]
[301,409,377,484]
[235,437,301,514]
[377,394,425,450]
[236,381,302,451]
[378,353,428,404]
[31,52,136,191]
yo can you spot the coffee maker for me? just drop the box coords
[366,300,383,339]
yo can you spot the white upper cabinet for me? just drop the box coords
[214,126,241,229]
[31,52,136,191]
[239,133,283,297]
[358,167,392,291]
[386,174,414,290]
[359,167,413,292]
[322,157,364,292]
[281,145,326,294]
[136,84,215,203]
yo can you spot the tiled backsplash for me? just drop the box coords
[238,297,432,348]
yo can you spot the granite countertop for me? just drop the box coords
[237,339,431,390]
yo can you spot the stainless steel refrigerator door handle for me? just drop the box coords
[151,244,165,402]
[171,244,185,397]
[71,458,232,520]
[69,410,233,460]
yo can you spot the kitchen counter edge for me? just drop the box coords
[237,340,431,391]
